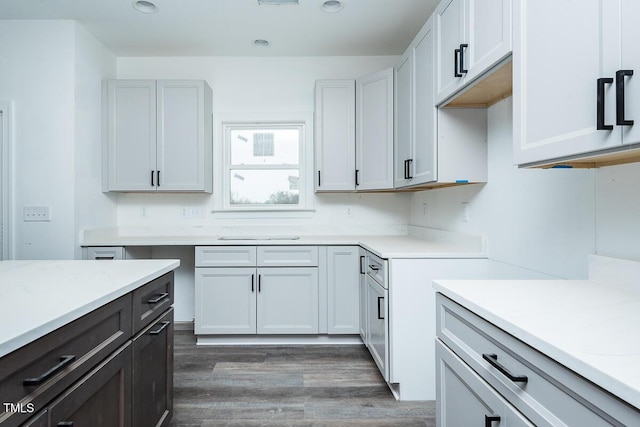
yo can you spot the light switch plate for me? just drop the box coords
[24,205,51,222]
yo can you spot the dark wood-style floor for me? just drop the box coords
[170,330,436,426]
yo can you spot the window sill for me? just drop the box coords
[211,209,315,219]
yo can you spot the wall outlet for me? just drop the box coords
[347,206,353,216]
[461,202,469,222]
[24,205,51,222]
[140,206,147,218]
[181,206,205,218]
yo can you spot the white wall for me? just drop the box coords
[115,56,411,232]
[410,98,597,279]
[0,20,117,259]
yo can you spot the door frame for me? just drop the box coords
[0,100,14,260]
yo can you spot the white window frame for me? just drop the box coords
[213,112,314,216]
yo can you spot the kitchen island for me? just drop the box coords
[0,259,179,426]
[434,255,640,426]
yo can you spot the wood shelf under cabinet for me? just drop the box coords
[441,59,513,109]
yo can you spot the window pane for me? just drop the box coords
[230,170,299,205]
[230,128,300,165]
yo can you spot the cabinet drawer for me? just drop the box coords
[195,246,257,267]
[365,251,387,288]
[257,246,319,267]
[436,340,534,427]
[86,246,125,260]
[132,271,174,334]
[437,294,640,426]
[0,295,132,427]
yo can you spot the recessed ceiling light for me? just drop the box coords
[253,39,271,47]
[133,0,158,13]
[258,0,299,5]
[321,0,344,12]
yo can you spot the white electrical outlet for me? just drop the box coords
[181,206,206,218]
[347,206,352,216]
[461,202,469,222]
[24,205,51,222]
[140,206,147,218]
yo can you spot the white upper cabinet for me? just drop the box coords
[314,80,356,191]
[395,17,438,189]
[435,0,512,106]
[356,67,395,191]
[103,79,213,192]
[514,0,640,167]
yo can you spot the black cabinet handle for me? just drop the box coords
[616,69,634,126]
[459,44,469,74]
[24,355,76,386]
[94,255,115,260]
[377,297,384,319]
[58,422,74,427]
[407,159,413,179]
[147,292,169,304]
[482,353,528,383]
[360,256,365,274]
[157,170,160,187]
[151,170,155,186]
[258,274,262,292]
[597,77,614,130]
[251,274,255,292]
[454,47,462,77]
[149,321,171,335]
[355,169,360,186]
[485,415,501,427]
[318,170,321,187]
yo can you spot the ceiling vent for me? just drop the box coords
[258,0,300,5]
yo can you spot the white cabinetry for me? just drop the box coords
[314,80,356,191]
[356,68,394,190]
[358,248,368,342]
[103,80,212,192]
[326,246,360,334]
[366,271,389,380]
[435,0,512,106]
[436,294,640,426]
[514,0,640,167]
[194,246,319,335]
[314,69,394,192]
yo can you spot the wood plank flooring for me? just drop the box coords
[170,331,436,426]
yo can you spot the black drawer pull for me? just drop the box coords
[616,69,634,126]
[94,255,115,260]
[147,292,169,304]
[360,256,365,274]
[597,77,614,130]
[485,415,500,427]
[58,422,74,427]
[149,321,171,335]
[369,265,380,271]
[459,43,469,74]
[23,355,76,386]
[377,297,384,319]
[482,353,528,383]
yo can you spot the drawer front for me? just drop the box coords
[86,246,125,260]
[257,246,319,267]
[0,295,132,427]
[436,340,534,427]
[195,246,257,267]
[365,251,387,288]
[132,271,174,334]
[437,294,640,427]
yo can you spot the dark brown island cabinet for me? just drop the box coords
[0,271,174,427]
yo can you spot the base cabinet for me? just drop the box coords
[366,274,388,380]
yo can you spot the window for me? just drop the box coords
[220,120,310,212]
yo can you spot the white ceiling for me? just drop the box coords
[0,0,438,57]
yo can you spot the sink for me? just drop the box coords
[218,236,300,241]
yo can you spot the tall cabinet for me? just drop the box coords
[513,0,640,166]
[103,79,213,192]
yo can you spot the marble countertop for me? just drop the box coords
[81,226,487,259]
[434,266,640,410]
[0,259,180,358]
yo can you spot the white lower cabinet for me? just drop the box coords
[326,246,360,334]
[358,248,368,343]
[437,340,534,427]
[366,273,389,380]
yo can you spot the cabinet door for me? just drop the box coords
[436,340,534,427]
[105,80,157,191]
[435,0,466,104]
[47,343,132,427]
[156,80,212,192]
[412,18,438,185]
[394,53,413,188]
[513,0,622,166]
[256,267,319,334]
[464,0,512,85]
[358,249,368,343]
[621,0,640,146]
[133,308,173,427]
[356,68,394,190]
[314,80,356,191]
[195,267,256,334]
[366,275,388,380]
[326,246,360,334]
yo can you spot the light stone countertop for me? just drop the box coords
[80,226,487,259]
[0,259,180,358]
[433,264,640,410]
